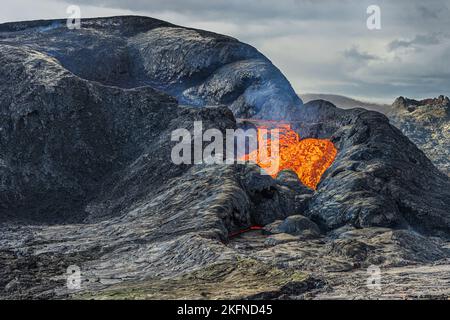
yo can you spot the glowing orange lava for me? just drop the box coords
[242,123,337,190]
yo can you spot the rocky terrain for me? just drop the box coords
[0,16,449,300]
[300,93,450,178]
[388,96,450,177]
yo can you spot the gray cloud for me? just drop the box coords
[61,0,363,22]
[417,5,439,19]
[388,33,444,51]
[344,46,380,62]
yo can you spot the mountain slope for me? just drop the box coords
[388,96,450,176]
[0,16,301,120]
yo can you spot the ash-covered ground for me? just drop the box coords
[0,16,449,299]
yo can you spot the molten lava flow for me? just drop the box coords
[242,123,337,190]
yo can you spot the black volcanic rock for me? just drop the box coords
[0,19,307,297]
[388,96,450,177]
[290,100,450,237]
[0,44,179,223]
[0,16,301,120]
[0,16,449,299]
[264,215,321,238]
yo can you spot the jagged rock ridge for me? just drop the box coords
[388,95,450,177]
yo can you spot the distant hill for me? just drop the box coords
[299,93,390,114]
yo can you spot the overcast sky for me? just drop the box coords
[1,0,449,103]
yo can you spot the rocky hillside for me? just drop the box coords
[0,16,449,299]
[388,96,450,176]
[300,93,450,177]
[300,93,389,114]
[0,16,301,120]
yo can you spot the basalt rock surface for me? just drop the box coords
[289,100,450,237]
[0,16,301,120]
[388,96,450,177]
[0,16,449,299]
